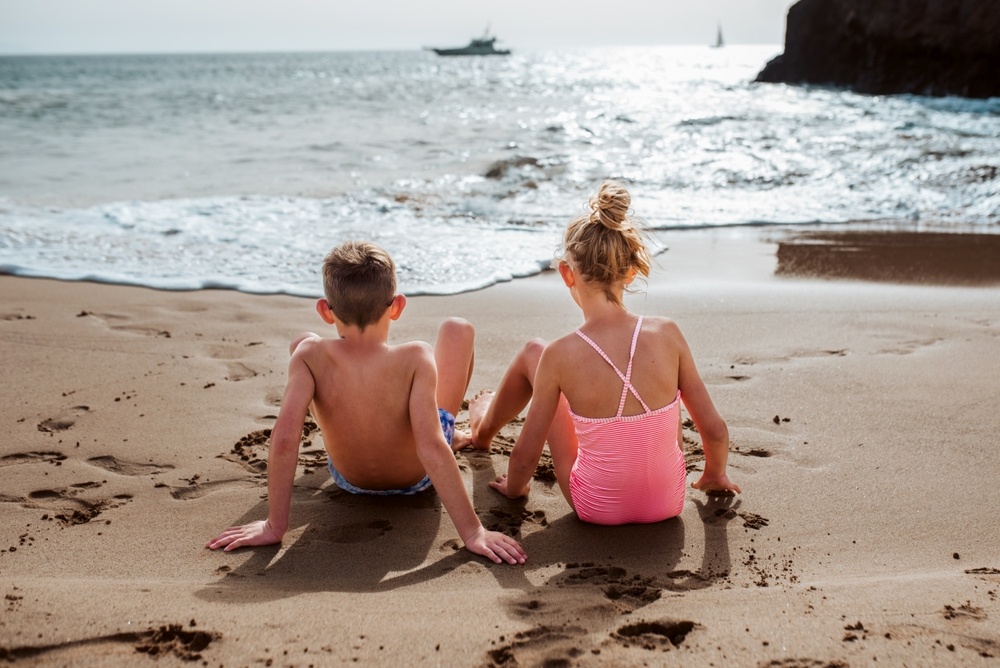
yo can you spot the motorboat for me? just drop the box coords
[430,29,510,56]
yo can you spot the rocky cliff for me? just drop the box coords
[756,0,1000,98]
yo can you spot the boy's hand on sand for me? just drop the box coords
[692,473,742,496]
[489,473,529,499]
[205,520,283,552]
[463,526,527,565]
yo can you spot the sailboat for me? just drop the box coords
[711,23,724,48]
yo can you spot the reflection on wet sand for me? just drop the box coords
[774,230,1000,285]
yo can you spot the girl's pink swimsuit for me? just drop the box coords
[568,316,685,525]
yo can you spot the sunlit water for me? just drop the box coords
[1,46,997,295]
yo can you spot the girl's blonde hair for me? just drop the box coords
[563,181,651,305]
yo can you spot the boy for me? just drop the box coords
[207,241,526,565]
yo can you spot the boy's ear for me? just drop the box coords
[316,299,337,324]
[388,294,406,321]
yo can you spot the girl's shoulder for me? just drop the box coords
[639,315,687,345]
[546,314,685,354]
[640,314,677,329]
[642,315,681,334]
[546,330,585,354]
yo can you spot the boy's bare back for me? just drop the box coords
[293,334,437,490]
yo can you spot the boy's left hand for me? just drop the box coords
[206,520,283,552]
[463,526,526,565]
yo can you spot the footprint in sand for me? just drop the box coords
[874,337,941,356]
[87,455,174,476]
[5,485,134,526]
[943,602,987,621]
[77,311,171,338]
[168,479,262,501]
[611,619,699,651]
[486,563,708,666]
[0,624,217,663]
[885,622,998,659]
[0,451,67,467]
[111,325,171,338]
[559,563,663,614]
[36,406,92,433]
[482,506,548,537]
[204,343,246,360]
[484,624,588,668]
[223,362,258,381]
[732,348,849,370]
[221,422,324,475]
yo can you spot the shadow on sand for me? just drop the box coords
[196,446,737,618]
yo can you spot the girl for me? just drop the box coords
[469,181,740,525]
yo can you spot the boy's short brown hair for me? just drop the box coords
[322,241,397,330]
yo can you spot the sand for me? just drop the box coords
[1,226,998,667]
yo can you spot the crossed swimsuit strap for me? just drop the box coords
[574,316,650,417]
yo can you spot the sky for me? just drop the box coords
[0,0,796,55]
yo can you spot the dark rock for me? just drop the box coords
[756,0,1000,98]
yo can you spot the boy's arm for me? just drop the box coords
[408,346,526,565]
[673,326,741,495]
[206,346,316,551]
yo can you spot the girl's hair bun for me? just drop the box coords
[588,181,631,231]
[563,180,651,306]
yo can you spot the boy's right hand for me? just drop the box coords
[463,526,527,565]
[206,519,283,552]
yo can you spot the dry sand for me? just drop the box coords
[1,227,998,667]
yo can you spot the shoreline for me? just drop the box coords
[2,227,998,666]
[3,221,999,302]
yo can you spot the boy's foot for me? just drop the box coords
[468,390,495,451]
[451,428,473,452]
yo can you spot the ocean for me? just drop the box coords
[1,46,998,296]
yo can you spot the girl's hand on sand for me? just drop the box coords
[692,473,742,496]
[205,520,283,551]
[463,526,527,565]
[489,474,529,499]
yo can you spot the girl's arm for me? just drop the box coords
[674,326,741,495]
[493,347,563,497]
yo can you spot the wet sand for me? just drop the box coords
[1,227,998,666]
